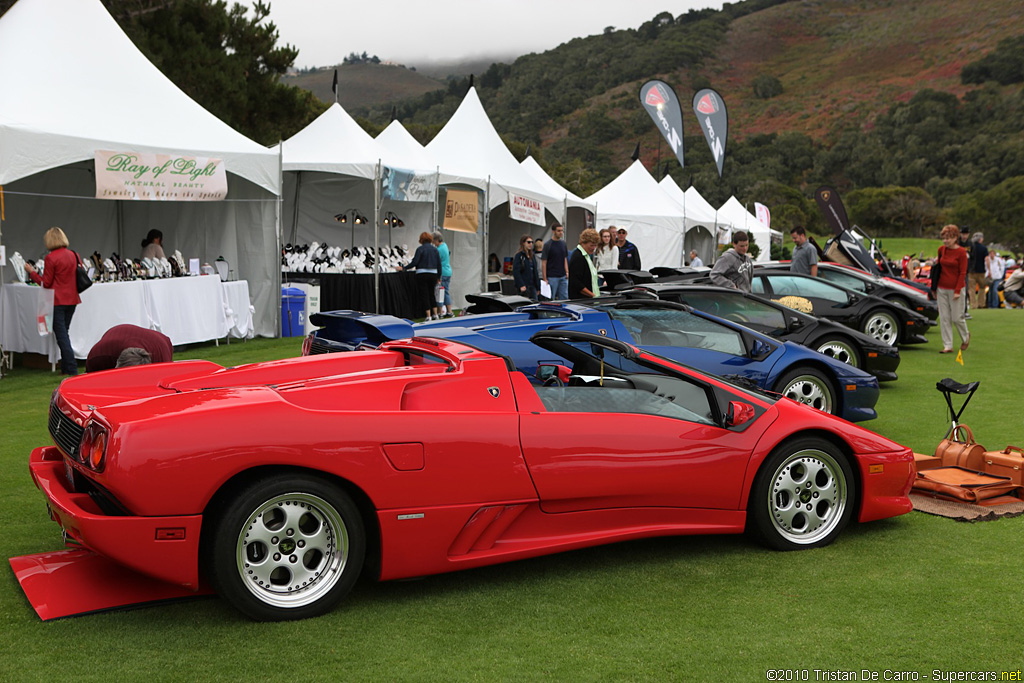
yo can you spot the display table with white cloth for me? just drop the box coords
[0,277,252,365]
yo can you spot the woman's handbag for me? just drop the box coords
[930,248,943,292]
[935,424,985,470]
[75,252,93,293]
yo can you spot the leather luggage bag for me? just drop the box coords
[913,466,1020,503]
[935,425,985,470]
[982,445,1024,486]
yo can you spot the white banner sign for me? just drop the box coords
[95,150,228,201]
[508,192,546,227]
[754,202,771,229]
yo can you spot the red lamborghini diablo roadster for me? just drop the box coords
[20,330,914,620]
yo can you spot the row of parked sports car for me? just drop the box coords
[20,258,927,622]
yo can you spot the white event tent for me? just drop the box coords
[657,177,719,266]
[520,156,595,245]
[426,88,560,293]
[0,0,281,336]
[718,196,781,263]
[585,160,689,270]
[281,104,435,253]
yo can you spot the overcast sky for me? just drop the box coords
[244,1,726,68]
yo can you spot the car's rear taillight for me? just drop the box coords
[79,421,109,472]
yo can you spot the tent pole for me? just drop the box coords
[276,142,283,337]
[290,171,302,245]
[483,178,490,293]
[373,161,381,314]
[116,200,123,256]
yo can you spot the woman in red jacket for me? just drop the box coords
[24,227,81,375]
[936,223,969,354]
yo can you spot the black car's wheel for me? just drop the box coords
[814,336,862,369]
[207,474,365,621]
[861,308,899,346]
[775,366,836,416]
[748,438,855,550]
[889,296,912,310]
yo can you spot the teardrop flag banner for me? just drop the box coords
[692,88,728,177]
[814,186,851,237]
[639,80,685,170]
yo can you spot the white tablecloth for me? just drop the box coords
[1,277,252,363]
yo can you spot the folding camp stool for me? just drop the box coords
[936,377,980,440]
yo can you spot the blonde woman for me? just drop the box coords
[568,229,601,299]
[24,227,81,375]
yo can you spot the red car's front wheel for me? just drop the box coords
[207,475,365,621]
[748,438,855,550]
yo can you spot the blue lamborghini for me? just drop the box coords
[302,301,880,422]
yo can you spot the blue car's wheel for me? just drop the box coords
[749,438,855,550]
[207,475,365,621]
[775,366,836,416]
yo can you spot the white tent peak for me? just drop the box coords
[520,156,594,213]
[281,103,381,179]
[658,176,717,225]
[375,120,438,174]
[585,160,685,217]
[0,0,278,191]
[718,195,781,263]
[426,87,556,208]
[584,160,688,269]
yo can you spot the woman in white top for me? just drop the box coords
[594,228,619,277]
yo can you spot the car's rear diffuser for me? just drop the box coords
[9,547,213,620]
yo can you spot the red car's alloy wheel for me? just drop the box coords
[207,475,365,621]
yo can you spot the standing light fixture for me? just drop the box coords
[382,211,404,246]
[334,209,368,249]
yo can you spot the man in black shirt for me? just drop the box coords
[616,227,641,270]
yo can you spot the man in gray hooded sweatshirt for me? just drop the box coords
[710,231,754,292]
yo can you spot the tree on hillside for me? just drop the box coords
[128,0,323,144]
[846,186,940,237]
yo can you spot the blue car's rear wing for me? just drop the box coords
[308,310,415,347]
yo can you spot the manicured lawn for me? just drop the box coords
[2,315,1021,680]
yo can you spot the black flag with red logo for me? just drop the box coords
[692,88,728,178]
[639,80,685,170]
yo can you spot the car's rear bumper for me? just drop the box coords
[29,446,203,590]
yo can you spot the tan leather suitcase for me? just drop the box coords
[982,446,1024,486]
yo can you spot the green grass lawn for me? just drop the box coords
[2,317,1022,681]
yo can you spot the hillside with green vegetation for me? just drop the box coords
[352,0,1024,251]
[2,0,1022,250]
[287,63,444,112]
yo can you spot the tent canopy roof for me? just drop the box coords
[375,120,439,175]
[281,103,382,179]
[658,176,717,225]
[585,160,686,222]
[520,156,594,213]
[0,0,279,192]
[426,88,556,208]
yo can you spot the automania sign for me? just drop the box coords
[94,151,228,201]
[508,192,545,226]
